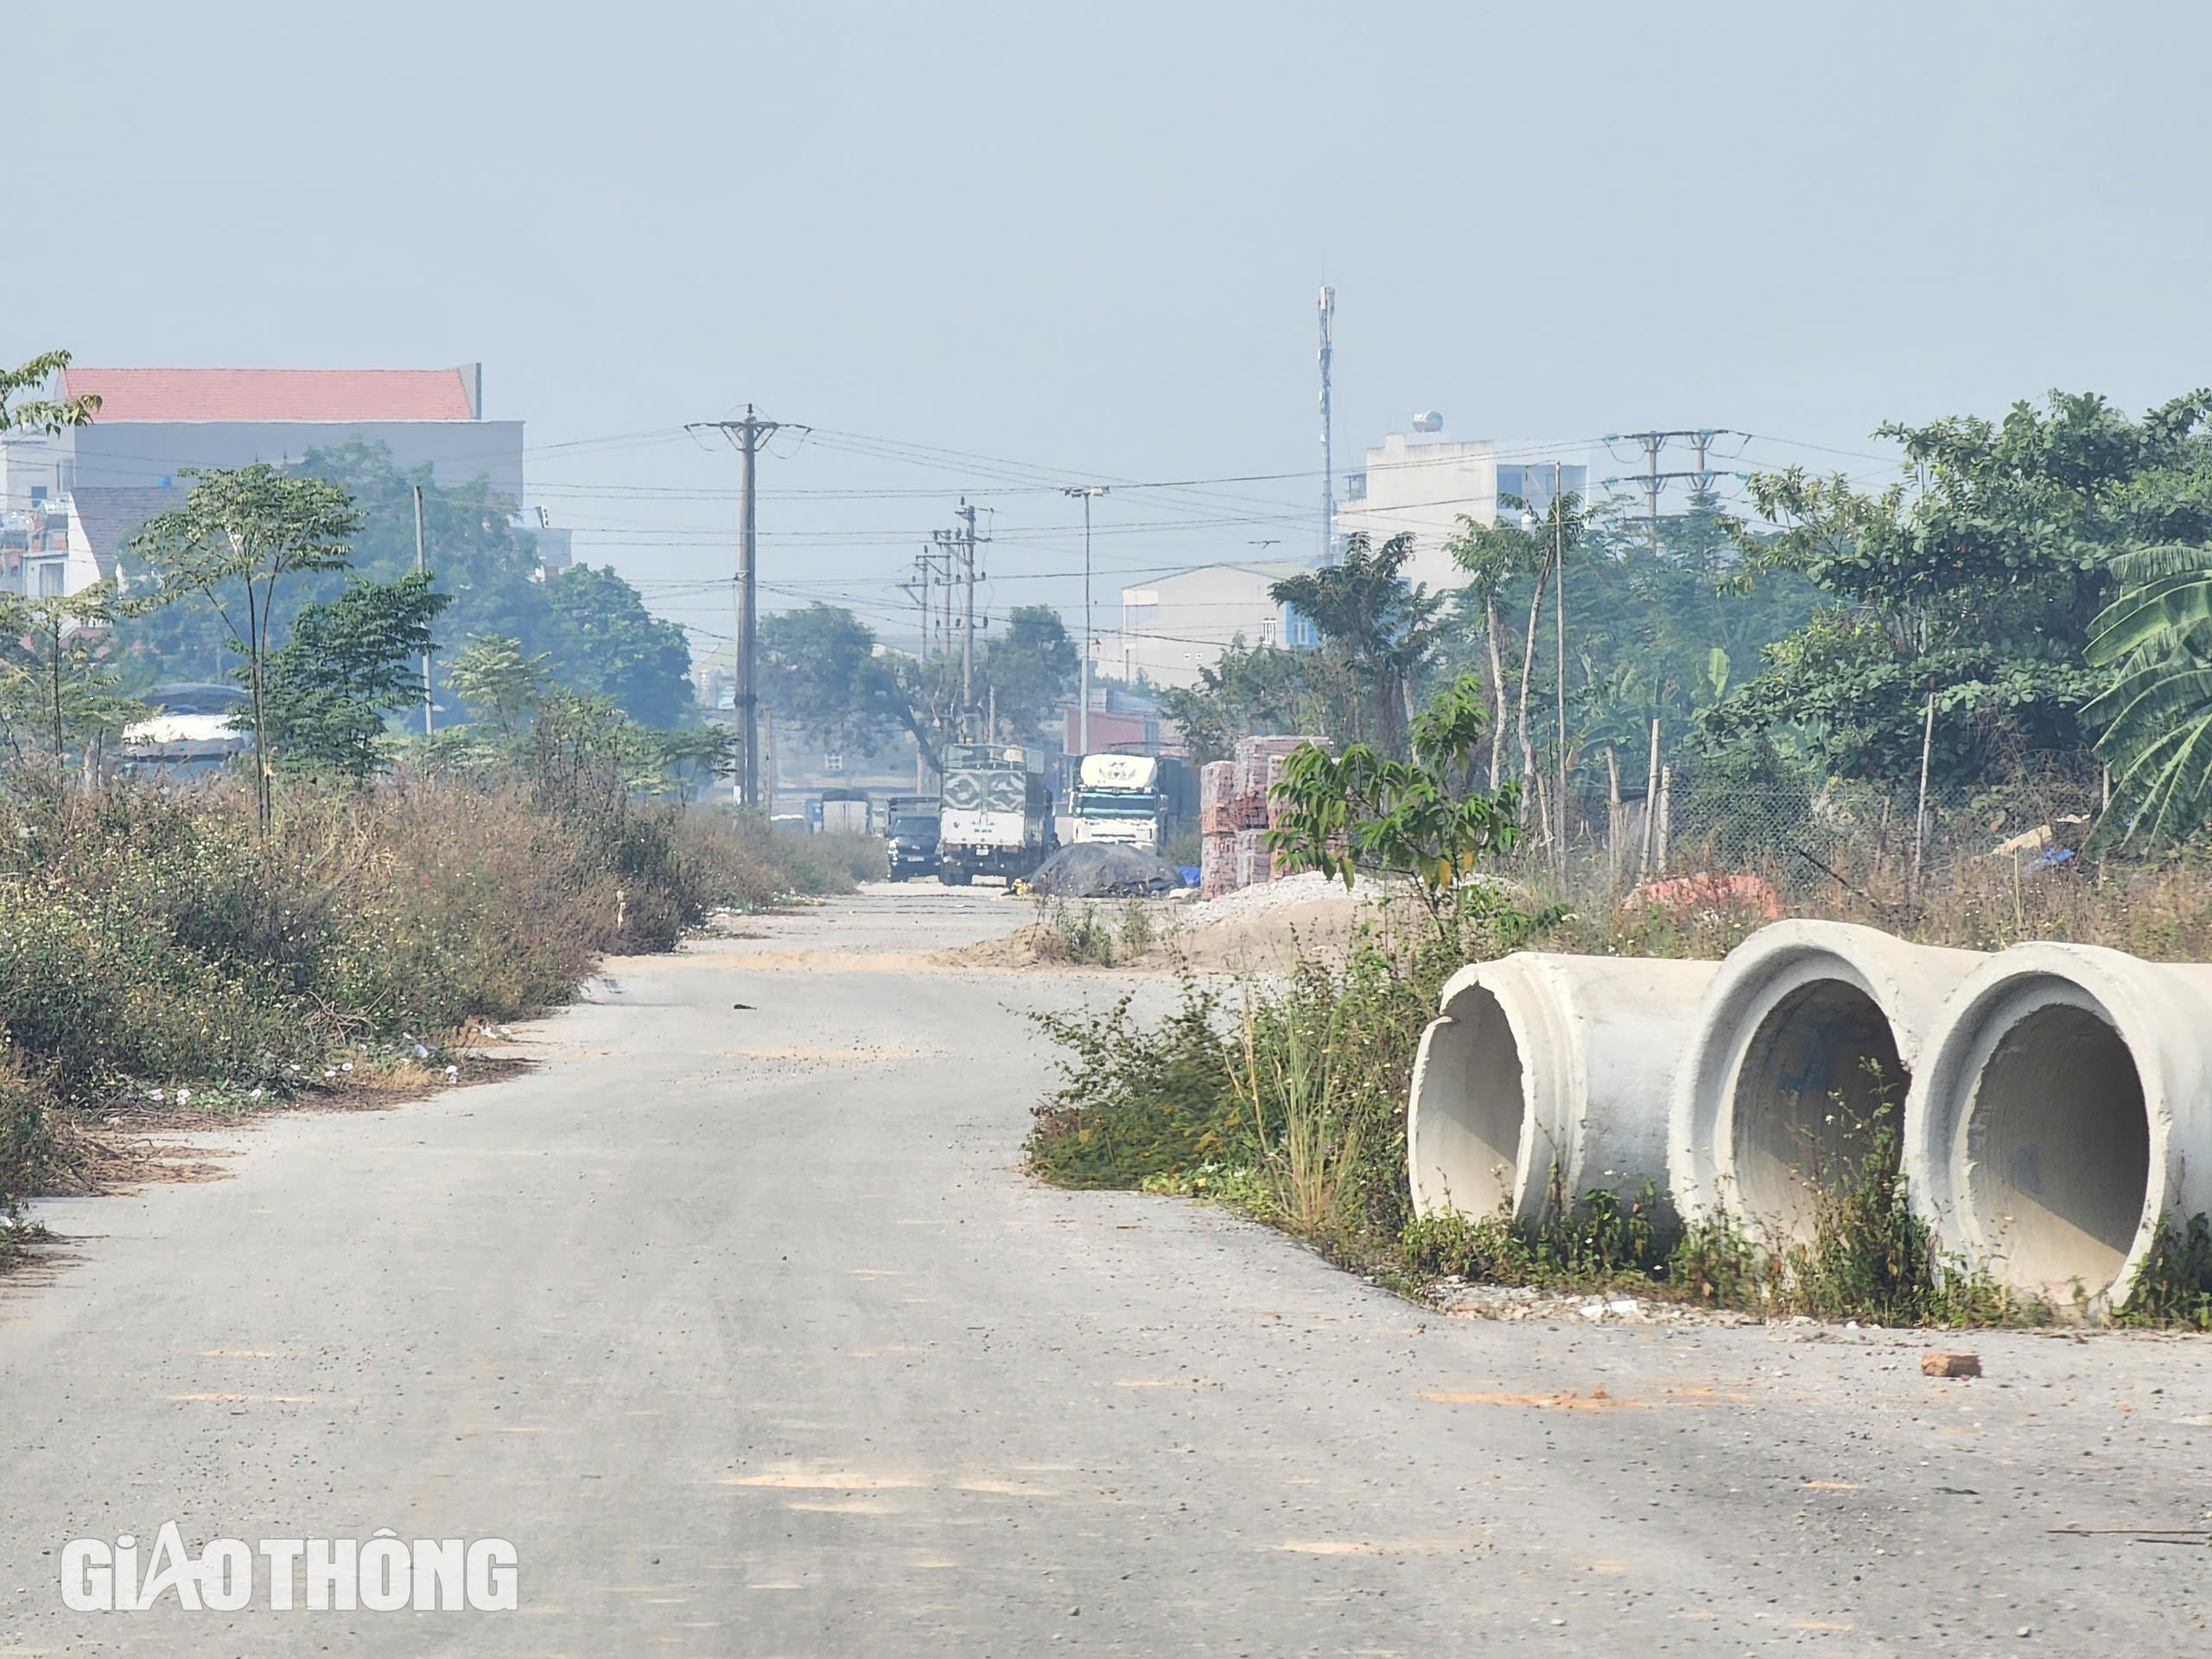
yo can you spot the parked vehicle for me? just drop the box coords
[938,743,1055,886]
[809,788,871,836]
[118,683,251,779]
[1065,753,1194,854]
[884,794,941,880]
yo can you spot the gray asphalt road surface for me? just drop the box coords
[3,885,2211,1655]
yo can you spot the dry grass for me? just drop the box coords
[0,771,853,1211]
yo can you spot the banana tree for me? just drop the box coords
[2084,543,2212,843]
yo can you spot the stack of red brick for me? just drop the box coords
[1198,761,1238,899]
[1199,737,1327,900]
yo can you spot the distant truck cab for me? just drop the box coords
[883,793,941,880]
[1066,753,1193,853]
[937,743,1055,887]
[118,683,252,779]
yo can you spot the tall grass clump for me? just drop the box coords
[0,752,849,1199]
[1026,894,1545,1247]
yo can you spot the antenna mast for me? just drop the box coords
[1318,285,1335,562]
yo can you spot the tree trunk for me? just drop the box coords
[1515,563,1548,815]
[49,621,62,763]
[1484,589,1506,793]
[247,574,270,832]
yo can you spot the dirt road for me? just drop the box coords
[3,885,2209,1654]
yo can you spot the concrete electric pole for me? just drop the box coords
[1063,485,1107,755]
[690,408,792,810]
[1602,429,1735,554]
[943,500,988,742]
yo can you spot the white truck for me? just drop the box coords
[937,743,1056,887]
[1065,753,1195,853]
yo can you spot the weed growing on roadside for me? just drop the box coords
[2118,1213,2212,1329]
[1025,978,1238,1187]
[1139,1161,1271,1211]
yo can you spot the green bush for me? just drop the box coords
[2120,1213,2212,1330]
[1026,982,1240,1188]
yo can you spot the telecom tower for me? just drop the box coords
[1317,285,1335,563]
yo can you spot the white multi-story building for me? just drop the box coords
[1096,560,1320,690]
[1332,421,1587,592]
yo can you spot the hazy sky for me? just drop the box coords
[10,3,2211,657]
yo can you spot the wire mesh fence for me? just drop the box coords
[1498,752,2113,920]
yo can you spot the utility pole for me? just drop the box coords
[690,407,797,810]
[1064,486,1107,755]
[412,484,433,735]
[946,499,988,741]
[1603,429,1734,553]
[1317,285,1336,563]
[899,550,937,791]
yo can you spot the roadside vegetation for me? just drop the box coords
[0,752,854,1222]
[1019,899,2177,1327]
[0,353,867,1231]
[1027,662,2212,1328]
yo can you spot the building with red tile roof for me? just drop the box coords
[59,365,480,425]
[2,361,520,515]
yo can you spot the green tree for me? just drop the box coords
[1444,510,1542,789]
[447,635,552,736]
[124,443,694,730]
[1266,674,1527,944]
[0,349,100,435]
[1269,532,1444,755]
[126,465,363,828]
[1156,639,1321,766]
[531,564,694,728]
[1701,391,2212,790]
[760,603,950,772]
[260,571,452,780]
[2084,543,2212,842]
[0,583,141,766]
[977,605,1078,740]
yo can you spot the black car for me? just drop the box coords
[886,813,941,880]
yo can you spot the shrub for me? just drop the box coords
[0,769,846,1128]
[2120,1213,2212,1330]
[1026,982,1239,1188]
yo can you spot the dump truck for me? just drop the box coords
[937,743,1055,886]
[1065,753,1195,854]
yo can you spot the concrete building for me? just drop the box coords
[1096,560,1319,690]
[1,364,522,512]
[1333,424,1586,591]
[0,363,533,597]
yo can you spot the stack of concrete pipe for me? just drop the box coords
[1406,919,2212,1311]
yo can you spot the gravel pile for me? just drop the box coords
[1174,869,1367,928]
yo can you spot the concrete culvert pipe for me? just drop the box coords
[1408,954,1719,1227]
[1904,943,2212,1307]
[1669,921,1985,1247]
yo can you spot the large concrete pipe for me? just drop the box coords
[1669,921,1985,1245]
[1408,954,1719,1226]
[1904,943,2212,1307]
